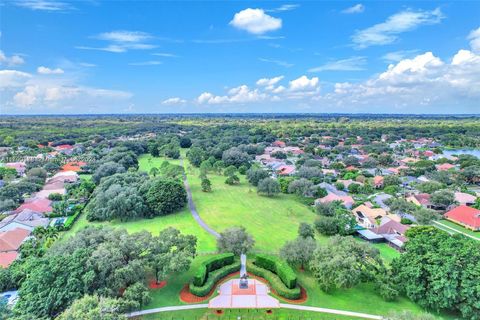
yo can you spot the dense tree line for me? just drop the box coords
[1,226,196,319]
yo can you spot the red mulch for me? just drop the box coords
[180,284,213,303]
[179,270,308,304]
[149,280,167,289]
[276,286,308,304]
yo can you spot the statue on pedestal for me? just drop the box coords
[239,253,248,289]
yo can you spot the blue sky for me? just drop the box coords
[1,1,479,114]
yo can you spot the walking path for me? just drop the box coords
[180,159,220,238]
[433,220,480,241]
[280,304,383,319]
[126,303,384,319]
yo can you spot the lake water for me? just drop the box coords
[443,149,480,158]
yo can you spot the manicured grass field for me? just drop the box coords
[141,308,360,320]
[435,219,480,239]
[185,166,317,252]
[138,154,182,174]
[65,207,216,252]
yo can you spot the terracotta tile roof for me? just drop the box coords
[444,205,480,229]
[0,228,31,252]
[317,193,354,207]
[373,176,384,185]
[277,165,295,175]
[454,192,477,205]
[0,252,18,268]
[61,161,87,172]
[15,198,52,214]
[436,163,455,171]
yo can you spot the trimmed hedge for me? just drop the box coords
[189,261,241,296]
[247,261,301,300]
[254,254,297,289]
[192,253,235,286]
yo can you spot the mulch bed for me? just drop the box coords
[179,271,308,304]
[149,280,167,289]
[180,284,213,303]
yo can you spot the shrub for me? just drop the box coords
[247,261,301,300]
[254,254,297,289]
[189,261,241,296]
[192,253,235,286]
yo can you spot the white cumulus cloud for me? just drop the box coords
[256,76,284,87]
[162,97,186,105]
[230,8,282,34]
[289,75,319,91]
[0,70,32,88]
[0,51,25,67]
[37,66,64,74]
[468,27,480,53]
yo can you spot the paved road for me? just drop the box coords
[180,159,220,238]
[433,220,479,241]
[126,304,383,319]
[126,304,209,317]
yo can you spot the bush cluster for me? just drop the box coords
[254,254,297,289]
[189,261,241,297]
[192,253,235,286]
[247,261,301,300]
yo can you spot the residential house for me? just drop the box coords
[15,198,52,214]
[373,176,384,189]
[406,193,433,209]
[61,161,87,172]
[315,193,354,209]
[277,165,296,176]
[0,228,31,268]
[272,141,286,148]
[444,205,480,231]
[372,216,411,250]
[4,162,26,176]
[454,192,477,206]
[436,163,455,171]
[352,204,389,229]
[0,209,49,232]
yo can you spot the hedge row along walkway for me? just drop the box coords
[180,158,220,238]
[126,304,383,319]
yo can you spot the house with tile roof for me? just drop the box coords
[315,193,354,209]
[0,228,31,268]
[454,192,477,206]
[15,198,52,214]
[444,205,480,231]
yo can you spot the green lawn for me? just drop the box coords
[140,308,361,320]
[64,207,216,252]
[65,154,452,319]
[185,166,317,253]
[138,154,182,174]
[435,219,480,239]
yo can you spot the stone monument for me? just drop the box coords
[239,253,249,289]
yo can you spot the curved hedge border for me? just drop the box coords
[247,261,301,300]
[192,253,235,287]
[254,254,297,289]
[189,261,241,297]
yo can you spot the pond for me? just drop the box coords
[443,149,480,158]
